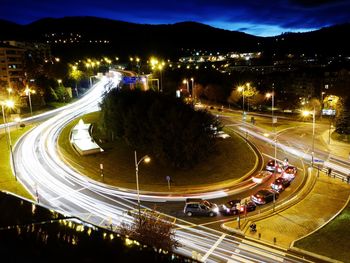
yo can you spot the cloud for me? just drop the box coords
[1,0,350,36]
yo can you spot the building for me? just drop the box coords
[0,43,25,93]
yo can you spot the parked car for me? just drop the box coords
[252,170,272,184]
[271,177,291,192]
[219,199,256,215]
[184,199,219,217]
[251,189,279,205]
[282,165,297,180]
[266,159,283,173]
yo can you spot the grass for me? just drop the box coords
[0,125,34,200]
[331,131,350,144]
[294,203,350,262]
[58,111,256,192]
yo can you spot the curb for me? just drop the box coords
[289,247,343,263]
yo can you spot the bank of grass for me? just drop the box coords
[58,111,256,192]
[294,203,350,262]
[0,125,34,200]
[331,131,350,144]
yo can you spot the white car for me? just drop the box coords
[266,159,283,173]
[282,166,297,180]
[216,131,231,139]
[252,170,272,184]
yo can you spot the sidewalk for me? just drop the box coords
[321,129,350,160]
[222,170,350,249]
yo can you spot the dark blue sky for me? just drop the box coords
[1,0,350,36]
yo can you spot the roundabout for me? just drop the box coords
[12,72,346,262]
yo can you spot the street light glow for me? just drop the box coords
[302,110,311,117]
[5,100,15,108]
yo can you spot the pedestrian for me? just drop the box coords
[327,168,332,176]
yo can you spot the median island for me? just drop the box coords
[58,90,257,193]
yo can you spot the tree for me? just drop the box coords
[335,96,350,134]
[99,89,218,168]
[119,210,179,252]
[204,84,225,103]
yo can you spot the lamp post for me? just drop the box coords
[190,78,195,103]
[237,85,245,120]
[7,88,12,98]
[183,79,189,93]
[134,151,150,224]
[1,100,17,181]
[266,89,277,211]
[158,64,163,92]
[25,86,35,116]
[302,108,316,166]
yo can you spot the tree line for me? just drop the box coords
[99,89,219,168]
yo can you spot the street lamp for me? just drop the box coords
[302,108,316,166]
[25,86,35,116]
[158,64,163,92]
[134,150,150,223]
[191,78,195,104]
[237,85,246,120]
[182,79,189,93]
[266,89,277,211]
[7,88,12,97]
[1,100,17,181]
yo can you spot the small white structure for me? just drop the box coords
[70,119,103,155]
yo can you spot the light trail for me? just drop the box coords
[13,71,311,262]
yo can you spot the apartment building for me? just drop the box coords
[0,43,25,92]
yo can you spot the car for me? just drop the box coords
[266,159,283,173]
[216,131,231,139]
[252,170,272,184]
[271,177,291,192]
[282,165,297,180]
[219,199,257,215]
[184,200,219,217]
[251,189,279,205]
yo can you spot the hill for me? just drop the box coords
[0,16,349,59]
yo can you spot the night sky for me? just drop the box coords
[1,0,350,36]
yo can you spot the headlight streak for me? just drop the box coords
[13,71,306,262]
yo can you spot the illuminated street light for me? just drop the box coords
[1,100,17,181]
[237,85,245,120]
[7,88,12,97]
[25,86,35,116]
[134,151,150,224]
[158,64,163,92]
[266,88,277,211]
[302,109,316,165]
[191,78,195,103]
[183,79,189,93]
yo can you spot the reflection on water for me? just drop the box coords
[0,192,192,262]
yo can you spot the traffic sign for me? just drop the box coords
[314,159,324,163]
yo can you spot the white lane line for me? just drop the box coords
[242,239,287,254]
[227,248,256,263]
[201,233,226,262]
[239,242,285,262]
[228,253,254,263]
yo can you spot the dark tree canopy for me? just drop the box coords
[99,89,218,168]
[336,96,350,134]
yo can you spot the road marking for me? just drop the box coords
[239,241,285,262]
[227,253,254,263]
[201,233,226,262]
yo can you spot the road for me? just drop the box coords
[12,73,333,262]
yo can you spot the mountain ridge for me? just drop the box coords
[0,17,349,59]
